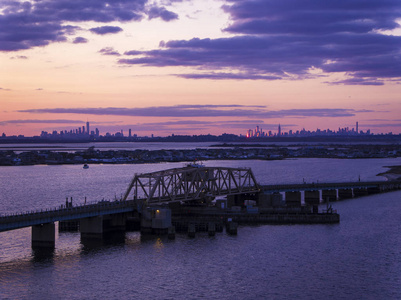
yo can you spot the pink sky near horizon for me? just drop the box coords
[1,0,401,137]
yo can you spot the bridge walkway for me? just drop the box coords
[261,180,401,193]
[0,200,137,232]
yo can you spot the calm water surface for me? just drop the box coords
[0,158,400,299]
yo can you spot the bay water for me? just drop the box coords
[0,158,400,299]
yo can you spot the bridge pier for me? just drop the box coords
[353,187,368,197]
[188,223,196,237]
[258,193,272,208]
[367,186,381,194]
[258,192,284,208]
[32,223,55,248]
[104,213,127,233]
[338,189,353,200]
[141,207,172,235]
[304,190,320,213]
[80,216,103,239]
[227,194,246,207]
[226,221,238,235]
[208,222,216,236]
[285,191,301,207]
[322,189,337,202]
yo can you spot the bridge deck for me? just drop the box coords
[261,180,401,192]
[0,200,137,232]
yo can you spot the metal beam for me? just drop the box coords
[122,165,260,204]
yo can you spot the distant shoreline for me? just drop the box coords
[377,165,401,181]
[1,134,401,145]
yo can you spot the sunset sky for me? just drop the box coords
[1,0,401,137]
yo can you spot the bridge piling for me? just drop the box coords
[208,222,216,236]
[80,216,103,239]
[104,213,127,233]
[322,189,337,202]
[285,191,302,207]
[338,189,353,200]
[141,207,172,235]
[304,190,320,213]
[188,223,196,237]
[32,223,55,248]
[226,221,238,235]
[353,187,368,197]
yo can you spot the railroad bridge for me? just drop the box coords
[122,165,260,204]
[1,164,400,248]
[0,165,260,247]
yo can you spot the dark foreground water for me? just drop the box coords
[1,158,401,299]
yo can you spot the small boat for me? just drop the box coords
[83,164,89,169]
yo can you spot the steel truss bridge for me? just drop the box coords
[123,165,260,204]
[0,166,260,232]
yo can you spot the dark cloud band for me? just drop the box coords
[18,105,370,118]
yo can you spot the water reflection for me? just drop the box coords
[31,247,55,263]
[80,231,126,253]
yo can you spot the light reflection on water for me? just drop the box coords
[0,158,400,299]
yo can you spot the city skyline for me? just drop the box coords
[4,120,399,140]
[2,0,401,136]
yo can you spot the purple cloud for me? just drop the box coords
[90,26,123,35]
[177,72,281,80]
[148,6,178,21]
[0,0,147,51]
[328,78,384,86]
[18,105,370,118]
[73,37,88,44]
[119,0,401,85]
[99,47,121,56]
[10,55,28,59]
[0,119,84,126]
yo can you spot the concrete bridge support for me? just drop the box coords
[258,193,272,208]
[322,189,337,202]
[353,188,368,197]
[80,216,103,239]
[32,223,55,248]
[188,223,196,238]
[104,213,127,233]
[285,191,302,207]
[141,207,172,235]
[226,221,238,235]
[367,186,381,194]
[304,190,320,205]
[304,190,320,213]
[208,222,216,236]
[338,189,353,200]
[227,194,246,207]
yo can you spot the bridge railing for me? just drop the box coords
[0,199,137,224]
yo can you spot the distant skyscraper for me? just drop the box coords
[278,124,281,136]
[86,122,90,135]
[356,121,359,134]
[129,129,132,138]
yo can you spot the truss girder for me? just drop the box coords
[122,166,260,204]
